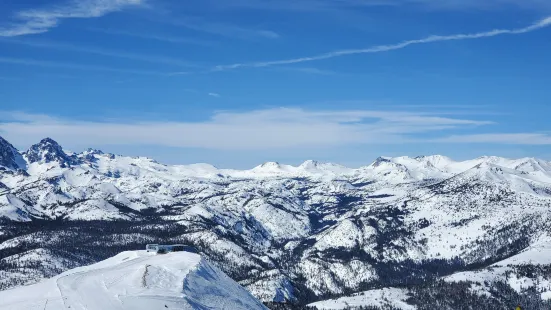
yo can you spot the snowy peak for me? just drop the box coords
[78,148,109,163]
[511,157,551,173]
[299,159,321,169]
[256,161,282,169]
[298,160,351,174]
[368,155,452,170]
[470,162,513,178]
[370,156,392,167]
[249,160,352,177]
[365,156,411,175]
[430,161,551,196]
[0,136,26,170]
[251,161,293,174]
[414,155,453,168]
[447,162,512,182]
[24,138,77,166]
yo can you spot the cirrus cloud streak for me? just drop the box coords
[0,0,145,37]
[213,16,551,71]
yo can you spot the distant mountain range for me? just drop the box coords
[1,136,551,309]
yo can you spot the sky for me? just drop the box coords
[0,0,551,168]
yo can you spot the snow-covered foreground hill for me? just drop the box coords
[1,136,551,308]
[0,250,266,310]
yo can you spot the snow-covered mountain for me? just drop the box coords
[0,250,266,310]
[1,135,551,309]
[24,138,78,167]
[0,136,26,171]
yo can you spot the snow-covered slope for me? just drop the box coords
[0,250,266,310]
[310,237,551,309]
[309,288,414,310]
[444,235,551,301]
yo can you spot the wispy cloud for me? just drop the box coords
[0,56,168,75]
[86,27,215,46]
[275,67,337,75]
[0,0,145,37]
[0,38,198,68]
[208,92,221,97]
[398,0,551,10]
[0,76,22,81]
[435,133,551,145]
[207,0,551,11]
[5,108,548,153]
[0,73,78,80]
[0,108,492,150]
[197,0,387,12]
[166,71,192,76]
[160,16,280,40]
[213,16,551,71]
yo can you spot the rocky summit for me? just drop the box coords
[24,137,78,166]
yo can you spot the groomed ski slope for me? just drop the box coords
[0,250,267,310]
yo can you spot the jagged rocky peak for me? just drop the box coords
[25,138,77,166]
[79,148,105,162]
[0,135,26,170]
[84,148,104,155]
[370,156,392,167]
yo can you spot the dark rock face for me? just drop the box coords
[0,136,25,170]
[82,148,104,162]
[24,138,77,166]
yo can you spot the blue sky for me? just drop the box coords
[1,0,551,168]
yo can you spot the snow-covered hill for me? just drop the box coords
[0,250,266,310]
[1,135,551,308]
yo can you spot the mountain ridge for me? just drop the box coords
[1,136,550,180]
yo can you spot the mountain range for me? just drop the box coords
[1,136,551,309]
